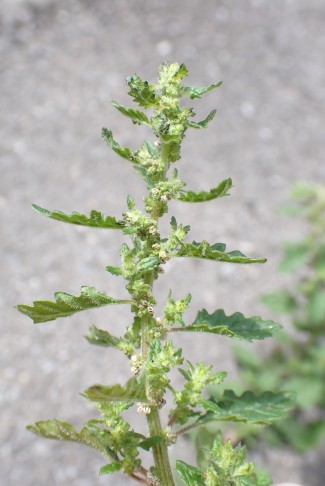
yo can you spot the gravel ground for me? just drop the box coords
[1,1,325,485]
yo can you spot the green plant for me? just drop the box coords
[18,63,293,485]
[233,182,325,452]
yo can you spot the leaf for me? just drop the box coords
[111,101,150,125]
[101,128,133,161]
[183,80,222,99]
[188,110,216,129]
[99,462,122,475]
[175,241,266,264]
[139,436,163,451]
[197,390,294,426]
[83,377,147,403]
[261,291,298,314]
[126,75,159,108]
[178,178,232,202]
[176,460,205,486]
[17,286,130,324]
[85,325,121,348]
[32,204,125,230]
[177,309,281,341]
[27,419,116,459]
[279,242,309,272]
[106,265,123,276]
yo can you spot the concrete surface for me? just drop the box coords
[1,0,325,485]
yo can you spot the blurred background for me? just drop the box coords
[1,0,324,484]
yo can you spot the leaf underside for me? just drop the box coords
[179,309,281,341]
[27,419,115,459]
[83,377,147,403]
[32,204,125,230]
[178,178,232,202]
[17,286,129,324]
[175,241,266,264]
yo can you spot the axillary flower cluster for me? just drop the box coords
[18,62,293,486]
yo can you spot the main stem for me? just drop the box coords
[141,280,175,486]
[141,140,175,485]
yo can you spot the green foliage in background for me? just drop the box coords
[233,182,325,452]
[18,63,293,485]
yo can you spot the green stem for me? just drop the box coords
[140,140,175,485]
[147,409,175,486]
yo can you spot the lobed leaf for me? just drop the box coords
[175,241,266,264]
[102,128,134,161]
[183,80,222,99]
[178,178,232,202]
[17,286,130,324]
[27,419,116,459]
[176,309,281,341]
[126,74,159,108]
[32,204,125,230]
[197,390,294,426]
[83,377,147,403]
[111,101,150,125]
[188,110,216,129]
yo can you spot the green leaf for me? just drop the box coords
[137,255,161,273]
[111,101,150,125]
[188,110,216,129]
[101,128,134,161]
[175,241,266,264]
[85,325,121,348]
[176,460,205,486]
[279,242,309,272]
[183,80,222,99]
[127,75,159,108]
[32,204,125,230]
[261,291,298,314]
[178,178,232,202]
[139,436,163,451]
[27,419,116,459]
[106,265,123,276]
[17,286,130,324]
[177,309,280,341]
[99,462,122,475]
[83,377,147,403]
[198,390,294,426]
[307,290,325,323]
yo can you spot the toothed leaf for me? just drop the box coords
[101,128,133,161]
[83,377,147,403]
[17,286,129,324]
[139,436,163,451]
[111,101,150,125]
[127,75,159,108]
[188,110,216,129]
[178,178,232,202]
[198,390,294,426]
[178,309,281,341]
[85,325,121,348]
[27,419,116,459]
[183,80,222,99]
[106,265,123,276]
[176,460,205,486]
[32,204,125,230]
[175,241,266,264]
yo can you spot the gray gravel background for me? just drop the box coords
[1,0,325,485]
